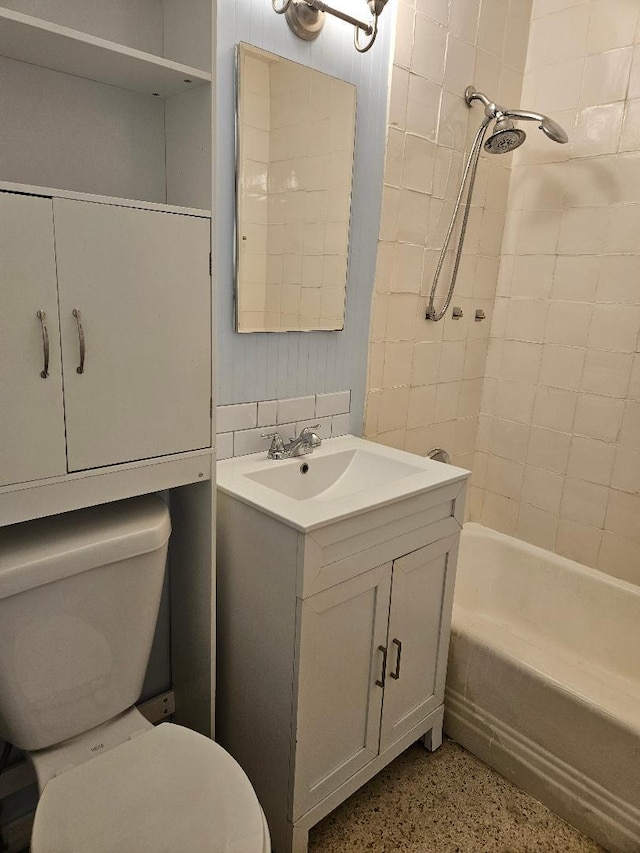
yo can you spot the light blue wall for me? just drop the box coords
[216,0,393,432]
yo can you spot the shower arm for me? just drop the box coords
[465,90,547,126]
[502,108,547,124]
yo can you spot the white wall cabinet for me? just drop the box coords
[0,191,212,487]
[54,198,212,471]
[0,193,67,487]
[217,479,466,853]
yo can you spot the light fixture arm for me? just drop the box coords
[272,0,387,53]
[308,0,374,35]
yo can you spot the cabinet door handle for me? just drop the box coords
[390,638,402,680]
[375,644,387,688]
[36,310,49,379]
[72,309,85,374]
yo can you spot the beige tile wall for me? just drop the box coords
[475,0,640,585]
[364,0,531,473]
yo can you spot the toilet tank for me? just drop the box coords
[0,495,171,751]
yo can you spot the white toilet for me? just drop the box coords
[0,495,270,852]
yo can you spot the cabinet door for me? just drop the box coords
[53,199,211,471]
[293,563,392,820]
[379,537,457,753]
[0,193,67,487]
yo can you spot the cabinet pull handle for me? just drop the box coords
[36,310,49,379]
[390,638,402,680]
[72,309,85,374]
[375,645,387,688]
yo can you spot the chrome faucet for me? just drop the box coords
[262,425,322,460]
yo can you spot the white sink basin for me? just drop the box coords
[217,435,469,531]
[245,447,425,501]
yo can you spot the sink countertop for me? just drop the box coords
[216,435,469,532]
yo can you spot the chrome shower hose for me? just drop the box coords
[426,116,491,322]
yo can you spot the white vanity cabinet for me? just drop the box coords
[294,535,457,821]
[0,190,212,487]
[216,462,466,853]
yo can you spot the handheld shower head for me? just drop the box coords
[503,108,569,144]
[484,117,526,154]
[540,115,569,144]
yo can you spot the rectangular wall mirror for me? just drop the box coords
[235,43,357,333]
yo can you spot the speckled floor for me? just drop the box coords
[308,738,607,853]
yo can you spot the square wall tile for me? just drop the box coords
[580,48,632,108]
[532,386,577,432]
[605,489,640,543]
[480,491,519,536]
[556,518,602,568]
[587,305,640,352]
[522,465,564,514]
[516,504,559,551]
[598,532,640,585]
[619,400,640,448]
[574,394,625,442]
[560,478,609,528]
[581,350,633,398]
[587,0,639,53]
[527,427,571,474]
[567,436,615,486]
[611,445,640,492]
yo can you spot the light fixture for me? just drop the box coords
[272,0,391,53]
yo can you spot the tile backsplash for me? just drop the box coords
[216,391,351,459]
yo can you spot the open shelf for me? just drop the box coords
[0,7,212,98]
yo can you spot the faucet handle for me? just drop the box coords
[261,431,286,458]
[299,424,322,447]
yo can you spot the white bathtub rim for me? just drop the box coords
[462,522,640,596]
[458,522,640,685]
[452,617,640,738]
[445,686,640,853]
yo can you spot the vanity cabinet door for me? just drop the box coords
[53,199,211,471]
[0,193,67,487]
[379,536,458,754]
[292,563,392,820]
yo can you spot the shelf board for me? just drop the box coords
[0,180,211,218]
[0,7,212,98]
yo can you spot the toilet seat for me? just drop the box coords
[31,723,269,853]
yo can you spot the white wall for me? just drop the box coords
[215,0,394,434]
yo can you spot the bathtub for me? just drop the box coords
[445,523,640,853]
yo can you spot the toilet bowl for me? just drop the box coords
[0,496,270,853]
[31,718,270,852]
